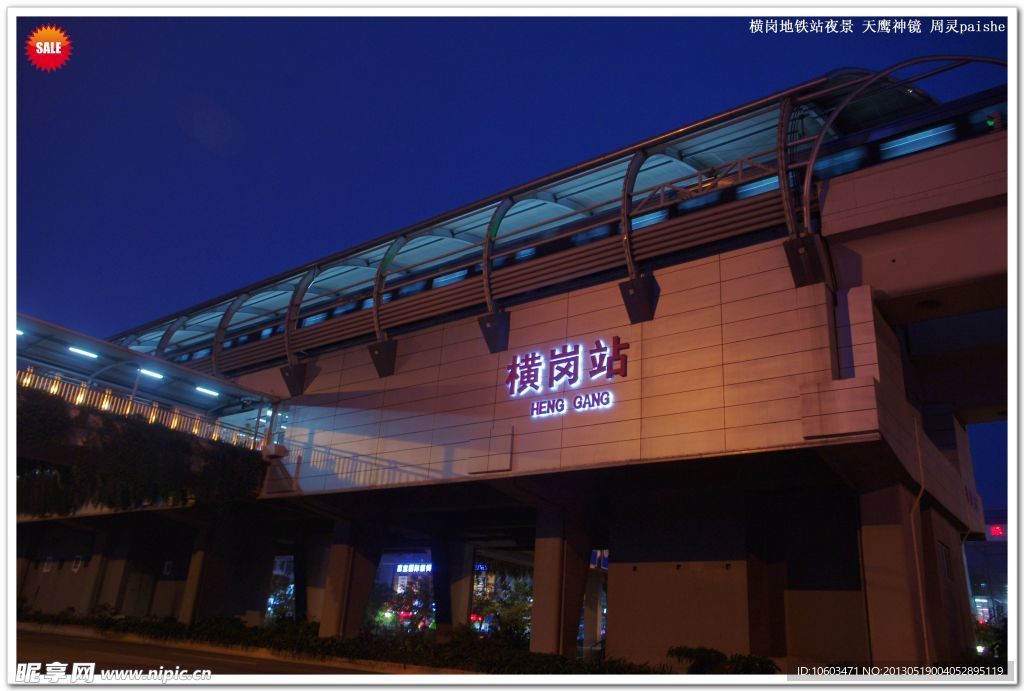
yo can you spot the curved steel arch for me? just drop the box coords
[155,315,189,358]
[371,236,409,342]
[620,150,648,282]
[283,269,320,367]
[775,96,800,239]
[211,293,251,375]
[800,55,1007,236]
[481,198,514,314]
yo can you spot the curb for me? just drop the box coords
[16,623,473,676]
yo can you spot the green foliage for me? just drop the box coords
[472,573,533,641]
[16,459,75,516]
[16,395,265,516]
[17,388,73,448]
[668,646,780,674]
[17,609,668,674]
[975,620,1007,666]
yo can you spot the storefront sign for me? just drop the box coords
[505,336,629,418]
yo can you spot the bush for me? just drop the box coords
[17,609,668,674]
[16,395,265,516]
[668,646,780,674]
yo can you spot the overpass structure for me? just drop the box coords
[17,56,1008,670]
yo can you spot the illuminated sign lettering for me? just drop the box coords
[506,336,628,418]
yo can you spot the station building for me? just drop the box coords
[16,56,1008,670]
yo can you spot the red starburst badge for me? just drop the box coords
[25,24,72,72]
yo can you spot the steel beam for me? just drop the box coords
[477,198,514,353]
[618,151,660,323]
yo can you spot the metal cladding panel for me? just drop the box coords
[216,333,287,372]
[633,194,786,261]
[380,277,484,329]
[187,358,216,376]
[290,311,375,351]
[491,237,622,298]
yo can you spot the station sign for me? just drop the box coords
[504,336,629,419]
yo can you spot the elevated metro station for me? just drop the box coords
[16,56,1009,670]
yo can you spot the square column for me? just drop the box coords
[530,505,590,656]
[860,484,928,663]
[318,519,381,638]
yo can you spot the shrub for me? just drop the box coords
[668,645,779,674]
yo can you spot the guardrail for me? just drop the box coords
[16,366,263,451]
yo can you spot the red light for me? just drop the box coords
[990,525,1005,537]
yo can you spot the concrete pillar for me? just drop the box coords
[430,541,475,637]
[860,484,928,664]
[293,543,308,622]
[449,543,475,629]
[530,505,590,656]
[177,528,209,625]
[431,541,454,639]
[97,539,130,613]
[318,519,381,639]
[79,532,108,615]
[582,569,603,651]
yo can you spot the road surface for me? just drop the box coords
[17,630,371,675]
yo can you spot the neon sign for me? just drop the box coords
[505,337,628,418]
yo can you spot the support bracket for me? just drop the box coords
[477,311,511,354]
[618,272,660,324]
[368,339,398,378]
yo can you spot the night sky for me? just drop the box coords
[15,15,1010,507]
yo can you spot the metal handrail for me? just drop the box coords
[16,367,263,451]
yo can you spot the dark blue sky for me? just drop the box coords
[15,16,1009,507]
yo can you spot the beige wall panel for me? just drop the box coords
[380,397,439,423]
[644,345,723,378]
[722,283,826,324]
[312,351,345,375]
[440,338,499,368]
[432,420,493,447]
[508,295,568,328]
[654,257,720,294]
[508,320,570,352]
[379,413,437,441]
[395,327,444,354]
[640,428,725,459]
[562,419,641,448]
[642,365,723,398]
[641,386,723,418]
[802,409,879,438]
[724,347,833,386]
[642,408,724,438]
[724,326,831,364]
[722,304,829,344]
[642,305,721,340]
[380,429,436,456]
[331,407,382,432]
[723,371,829,407]
[561,439,641,469]
[567,304,633,336]
[725,419,804,451]
[643,325,722,360]
[512,428,563,454]
[725,398,802,428]
[720,241,787,280]
[512,447,563,473]
[721,267,795,304]
[567,283,625,317]
[442,316,486,345]
[436,387,497,415]
[654,283,722,319]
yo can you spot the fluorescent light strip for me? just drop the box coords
[195,386,219,397]
[68,346,99,359]
[15,329,24,336]
[139,369,164,379]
